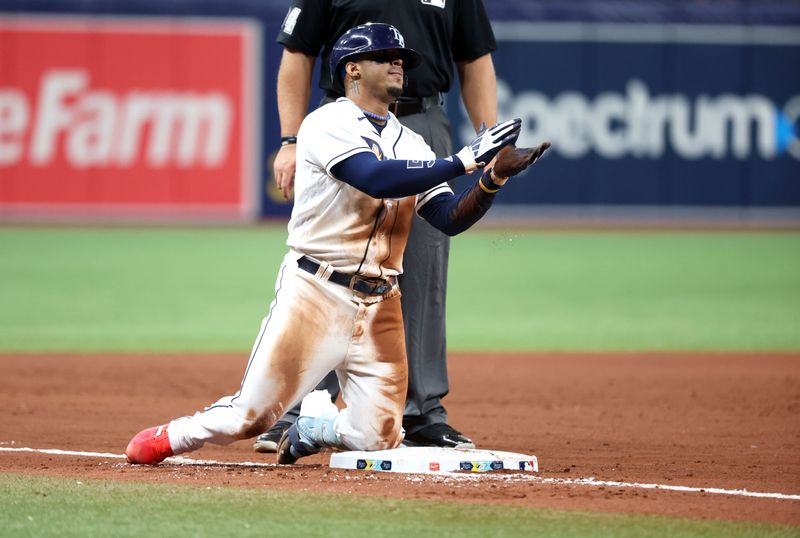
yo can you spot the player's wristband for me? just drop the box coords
[478,172,501,194]
[280,136,298,146]
[454,146,478,173]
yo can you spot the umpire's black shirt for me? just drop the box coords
[276,0,496,99]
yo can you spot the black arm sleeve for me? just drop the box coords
[417,171,501,236]
[331,152,465,199]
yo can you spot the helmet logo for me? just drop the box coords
[390,26,405,47]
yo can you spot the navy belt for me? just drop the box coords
[297,256,395,296]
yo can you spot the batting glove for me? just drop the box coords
[454,118,522,173]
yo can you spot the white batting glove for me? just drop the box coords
[454,118,522,173]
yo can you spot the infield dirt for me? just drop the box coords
[1,353,798,525]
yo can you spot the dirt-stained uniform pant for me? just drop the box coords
[280,100,453,435]
[167,251,407,454]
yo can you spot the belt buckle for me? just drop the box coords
[347,274,359,292]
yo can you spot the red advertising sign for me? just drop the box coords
[0,16,259,219]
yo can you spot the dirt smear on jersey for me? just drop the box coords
[1,352,798,525]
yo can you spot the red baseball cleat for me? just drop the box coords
[126,424,174,464]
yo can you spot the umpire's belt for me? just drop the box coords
[297,256,396,296]
[391,94,443,117]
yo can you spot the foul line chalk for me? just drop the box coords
[1,446,799,501]
[0,446,275,468]
[541,477,800,501]
[0,447,126,459]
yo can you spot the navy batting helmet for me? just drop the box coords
[330,23,422,88]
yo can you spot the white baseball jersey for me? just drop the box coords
[287,98,453,278]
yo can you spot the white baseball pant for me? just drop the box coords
[167,250,408,454]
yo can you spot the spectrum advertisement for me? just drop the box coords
[449,23,800,207]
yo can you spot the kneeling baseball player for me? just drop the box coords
[126,22,549,466]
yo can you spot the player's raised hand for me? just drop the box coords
[490,141,551,184]
[454,118,522,173]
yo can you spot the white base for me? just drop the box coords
[329,446,538,474]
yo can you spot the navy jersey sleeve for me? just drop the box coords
[276,0,330,56]
[451,0,496,63]
[331,152,463,199]
[417,170,500,236]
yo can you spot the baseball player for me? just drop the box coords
[125,23,549,465]
[255,0,499,454]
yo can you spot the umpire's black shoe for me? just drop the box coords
[402,423,476,449]
[253,420,291,453]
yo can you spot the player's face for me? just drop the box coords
[355,50,405,100]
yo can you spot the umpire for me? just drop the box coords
[255,0,498,452]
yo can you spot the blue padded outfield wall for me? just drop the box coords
[452,21,800,208]
[1,0,798,219]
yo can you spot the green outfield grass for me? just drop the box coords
[1,474,796,538]
[1,226,799,352]
[448,230,800,351]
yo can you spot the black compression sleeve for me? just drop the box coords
[331,152,466,199]
[417,170,501,236]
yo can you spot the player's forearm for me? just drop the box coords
[417,171,502,236]
[331,153,465,198]
[277,49,316,136]
[457,54,498,131]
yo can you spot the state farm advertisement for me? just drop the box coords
[0,17,259,219]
